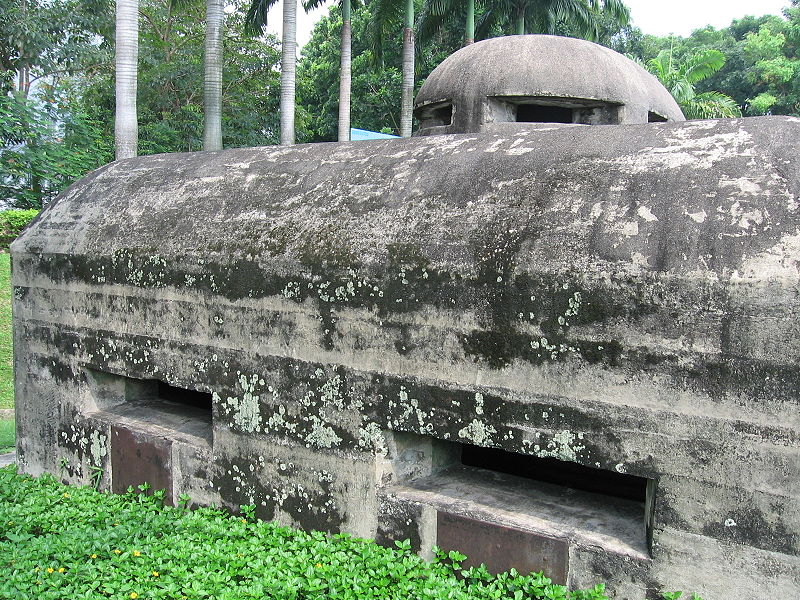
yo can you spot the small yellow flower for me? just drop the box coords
[129,593,138,600]
[315,563,322,568]
[90,554,97,559]
[133,550,141,557]
[46,567,54,574]
[62,493,70,498]
[152,571,159,577]
[113,549,122,555]
[241,518,247,523]
[57,567,65,573]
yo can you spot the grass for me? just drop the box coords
[0,252,11,410]
[0,467,615,600]
[0,420,13,454]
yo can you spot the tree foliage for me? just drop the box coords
[620,1,800,117]
[81,0,285,154]
[299,2,463,141]
[644,48,742,119]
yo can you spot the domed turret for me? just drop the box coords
[414,35,684,135]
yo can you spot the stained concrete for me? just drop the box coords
[10,111,800,599]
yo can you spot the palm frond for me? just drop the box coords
[417,0,455,45]
[682,91,742,119]
[244,0,280,36]
[682,49,725,84]
[369,0,406,67]
[550,0,598,40]
[598,0,629,27]
[475,5,505,39]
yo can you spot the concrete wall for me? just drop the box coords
[12,117,800,599]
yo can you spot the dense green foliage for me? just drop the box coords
[81,0,284,156]
[617,1,800,116]
[0,209,39,248]
[0,91,111,208]
[1,0,283,207]
[1,0,113,208]
[0,468,609,600]
[641,48,742,119]
[0,467,704,599]
[0,253,12,410]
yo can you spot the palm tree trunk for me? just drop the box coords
[338,0,352,141]
[514,10,525,35]
[115,0,139,160]
[465,0,474,45]
[203,0,223,151]
[281,0,297,145]
[400,0,414,138]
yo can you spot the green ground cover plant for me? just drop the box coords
[0,467,702,600]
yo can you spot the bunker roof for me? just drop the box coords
[414,35,685,135]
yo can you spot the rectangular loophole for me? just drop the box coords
[516,104,574,123]
[86,369,213,446]
[415,100,454,130]
[459,443,656,554]
[157,381,212,412]
[461,443,647,502]
[390,434,656,569]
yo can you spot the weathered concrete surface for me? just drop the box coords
[415,35,684,134]
[11,116,800,600]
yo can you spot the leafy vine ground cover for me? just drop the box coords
[0,467,611,600]
[0,467,703,600]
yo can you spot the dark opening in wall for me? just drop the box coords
[461,443,647,502]
[85,369,213,445]
[415,100,454,130]
[390,432,657,569]
[516,104,574,123]
[429,104,453,126]
[648,111,668,122]
[157,381,212,412]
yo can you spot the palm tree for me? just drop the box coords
[115,0,139,159]
[204,0,223,150]
[477,0,629,39]
[247,0,297,145]
[304,0,361,141]
[418,0,476,46]
[645,47,742,119]
[373,0,415,137]
[204,0,224,151]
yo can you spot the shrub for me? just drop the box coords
[0,209,39,249]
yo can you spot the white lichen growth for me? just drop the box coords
[89,430,108,466]
[222,373,262,433]
[458,419,497,445]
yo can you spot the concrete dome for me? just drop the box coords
[414,35,685,135]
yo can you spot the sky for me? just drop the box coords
[259,0,792,49]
